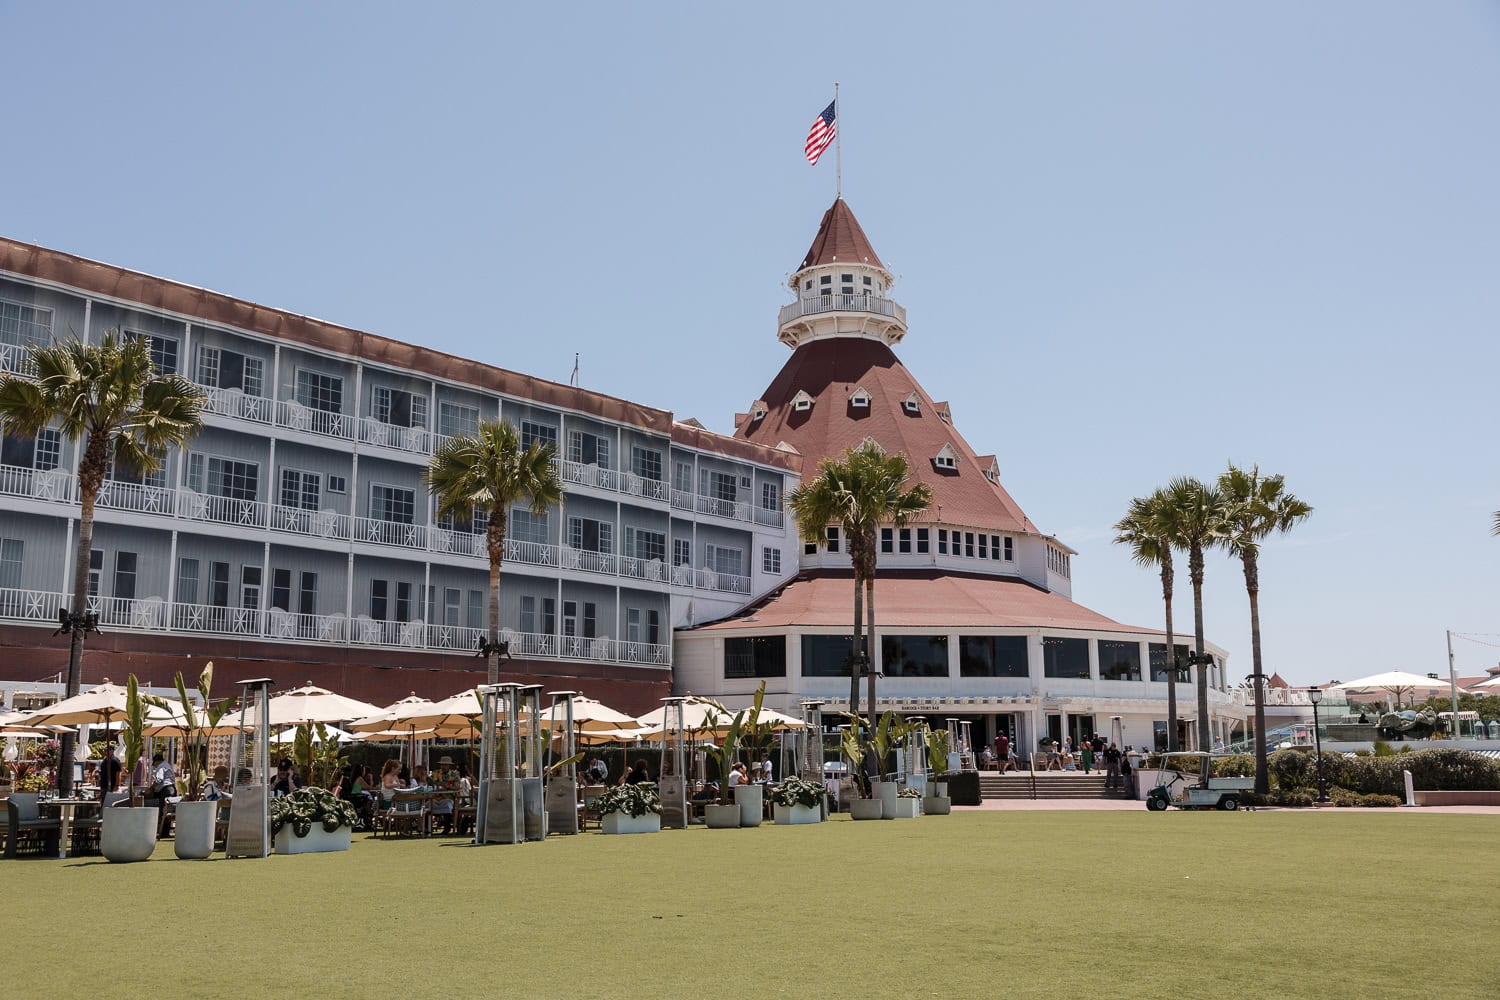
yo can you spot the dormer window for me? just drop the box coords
[752,406,767,421]
[791,390,814,412]
[859,436,884,454]
[903,393,921,415]
[934,444,958,471]
[850,387,871,409]
[938,406,952,424]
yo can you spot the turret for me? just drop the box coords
[777,199,906,349]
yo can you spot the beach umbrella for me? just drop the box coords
[258,684,382,727]
[0,710,67,736]
[634,696,734,736]
[753,709,808,732]
[349,693,440,733]
[539,695,640,733]
[271,725,358,745]
[1332,670,1466,706]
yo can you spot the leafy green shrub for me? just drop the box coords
[1271,788,1316,808]
[595,782,660,817]
[768,776,824,809]
[1212,754,1255,778]
[1343,749,1499,797]
[1236,790,1271,808]
[1330,787,1359,807]
[1372,740,1397,757]
[270,786,358,837]
[1356,794,1402,808]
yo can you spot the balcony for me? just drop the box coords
[270,504,352,541]
[560,460,669,505]
[353,515,427,550]
[96,479,175,517]
[275,399,353,440]
[667,563,751,595]
[777,292,906,327]
[0,586,670,667]
[0,464,75,504]
[357,416,431,456]
[0,339,40,377]
[198,385,273,425]
[670,486,777,527]
[177,491,269,529]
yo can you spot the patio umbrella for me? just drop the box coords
[0,710,68,736]
[271,725,358,745]
[539,695,640,733]
[349,693,440,733]
[257,684,382,727]
[634,696,735,736]
[1332,670,1463,707]
[753,709,808,732]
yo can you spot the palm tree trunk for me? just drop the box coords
[865,575,877,733]
[849,569,863,721]
[1163,569,1177,753]
[1191,543,1210,780]
[57,431,109,797]
[1245,554,1269,793]
[486,511,507,686]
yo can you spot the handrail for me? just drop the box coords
[778,293,906,326]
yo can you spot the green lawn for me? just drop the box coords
[5,811,1492,999]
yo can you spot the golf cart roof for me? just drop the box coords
[1156,750,1214,758]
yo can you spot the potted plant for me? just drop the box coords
[596,783,661,835]
[845,711,911,819]
[840,724,883,821]
[101,675,159,863]
[926,728,951,798]
[271,787,358,854]
[769,775,824,825]
[890,786,923,819]
[702,685,763,829]
[147,661,233,860]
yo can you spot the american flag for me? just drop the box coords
[805,100,836,165]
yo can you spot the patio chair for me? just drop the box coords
[384,795,425,838]
[68,792,123,855]
[5,794,60,858]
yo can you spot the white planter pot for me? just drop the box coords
[601,811,661,835]
[101,806,159,863]
[733,784,763,827]
[173,800,218,860]
[890,798,921,818]
[705,803,741,829]
[773,803,821,825]
[274,824,353,855]
[935,782,949,798]
[849,798,884,821]
[923,796,952,815]
[871,780,899,819]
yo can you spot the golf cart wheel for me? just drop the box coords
[1146,797,1166,811]
[1219,796,1238,811]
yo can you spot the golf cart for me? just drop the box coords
[1145,752,1252,812]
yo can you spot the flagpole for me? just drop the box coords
[834,82,841,200]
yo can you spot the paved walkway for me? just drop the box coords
[959,800,1500,814]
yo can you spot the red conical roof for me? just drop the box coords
[799,198,885,271]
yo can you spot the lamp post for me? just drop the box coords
[1308,685,1328,803]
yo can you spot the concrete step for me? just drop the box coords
[978,773,1129,801]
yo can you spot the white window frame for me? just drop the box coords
[761,547,781,575]
[369,481,416,524]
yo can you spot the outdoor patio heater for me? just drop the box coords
[516,684,546,841]
[544,690,579,835]
[797,699,825,782]
[906,717,929,795]
[478,682,522,845]
[225,677,273,859]
[658,696,689,829]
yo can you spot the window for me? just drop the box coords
[863,275,872,286]
[295,369,343,414]
[107,446,166,488]
[761,481,780,511]
[272,568,292,611]
[624,526,666,563]
[567,516,613,553]
[704,544,743,577]
[938,529,947,555]
[520,420,558,452]
[327,475,347,495]
[467,589,484,630]
[370,579,388,620]
[0,298,53,344]
[903,394,921,414]
[582,601,597,639]
[568,430,611,468]
[510,507,547,544]
[197,346,263,395]
[299,572,317,616]
[1099,640,1143,681]
[647,609,660,645]
[0,538,22,589]
[898,528,911,554]
[626,607,641,642]
[190,455,258,501]
[881,635,949,677]
[801,634,854,677]
[850,389,870,408]
[177,558,199,605]
[542,597,556,635]
[1042,636,1090,679]
[520,595,537,634]
[632,446,663,481]
[131,332,178,375]
[978,535,988,559]
[209,562,230,608]
[1003,536,1014,561]
[672,538,691,566]
[762,547,781,574]
[369,484,415,524]
[916,528,929,554]
[372,386,427,428]
[1148,643,1192,682]
[820,275,831,287]
[880,527,893,554]
[438,401,480,439]
[826,526,840,553]
[960,636,1030,677]
[88,549,103,598]
[725,636,787,678]
[439,587,460,627]
[280,469,320,511]
[673,461,693,494]
[241,566,261,611]
[395,582,412,623]
[935,450,957,471]
[792,391,813,412]
[805,540,817,556]
[804,281,812,291]
[34,429,60,471]
[702,470,737,502]
[965,532,975,557]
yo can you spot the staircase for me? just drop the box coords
[978,770,1128,801]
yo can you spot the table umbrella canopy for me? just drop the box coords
[541,695,640,732]
[753,709,808,731]
[351,727,451,743]
[272,725,358,745]
[1333,671,1463,700]
[247,684,383,727]
[349,693,441,734]
[22,681,179,728]
[634,696,735,734]
[574,726,651,746]
[0,710,68,735]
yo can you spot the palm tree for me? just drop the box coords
[1492,510,1499,536]
[1219,464,1312,794]
[1113,489,1181,751]
[0,331,204,795]
[787,441,931,729]
[425,419,562,685]
[1160,476,1229,777]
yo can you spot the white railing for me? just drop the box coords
[621,472,668,502]
[0,340,40,376]
[560,460,620,493]
[560,546,617,576]
[358,416,431,455]
[198,385,273,424]
[270,505,352,541]
[275,399,353,440]
[177,491,270,529]
[620,556,668,583]
[778,293,907,326]
[0,464,74,504]
[353,516,427,550]
[671,488,694,512]
[432,527,488,559]
[694,568,751,595]
[753,505,784,528]
[503,537,557,568]
[96,480,175,517]
[0,587,668,666]
[697,494,751,523]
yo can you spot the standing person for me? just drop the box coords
[997,733,1010,773]
[99,741,122,794]
[1104,743,1122,789]
[1080,741,1095,775]
[1120,751,1136,799]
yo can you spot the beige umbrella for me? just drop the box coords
[540,695,641,733]
[349,693,440,734]
[0,710,68,735]
[634,695,733,736]
[1332,670,1462,707]
[22,681,136,728]
[249,684,383,727]
[754,709,808,732]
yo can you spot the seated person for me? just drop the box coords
[380,759,403,802]
[202,766,232,800]
[690,780,718,802]
[429,757,457,834]
[271,759,303,797]
[624,759,652,785]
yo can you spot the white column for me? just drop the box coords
[166,531,178,607]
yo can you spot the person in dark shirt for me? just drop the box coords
[1103,743,1123,789]
[271,758,303,797]
[624,759,652,785]
[99,743,122,794]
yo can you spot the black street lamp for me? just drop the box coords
[1308,685,1329,803]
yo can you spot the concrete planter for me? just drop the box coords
[871,780,899,819]
[101,806,159,863]
[733,784,763,827]
[934,782,949,798]
[773,803,821,825]
[274,824,353,855]
[705,803,742,829]
[601,811,661,835]
[849,798,884,821]
[173,800,218,860]
[922,796,952,815]
[889,798,921,819]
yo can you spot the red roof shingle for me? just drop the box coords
[798,199,885,272]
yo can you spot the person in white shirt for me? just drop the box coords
[150,752,177,837]
[759,757,773,782]
[726,762,747,788]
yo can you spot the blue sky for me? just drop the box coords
[4,3,1497,685]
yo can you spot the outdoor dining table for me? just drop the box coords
[390,789,459,836]
[42,799,99,860]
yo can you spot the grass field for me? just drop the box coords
[4,810,1493,999]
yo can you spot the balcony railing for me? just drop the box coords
[620,556,668,584]
[178,491,269,529]
[778,293,906,327]
[0,340,40,377]
[96,479,175,516]
[753,505,784,528]
[561,546,617,576]
[691,568,751,595]
[275,399,353,440]
[504,537,557,568]
[621,472,668,502]
[198,385,273,424]
[353,515,427,550]
[358,416,431,455]
[0,464,75,504]
[0,587,669,667]
[697,494,750,523]
[270,504,352,541]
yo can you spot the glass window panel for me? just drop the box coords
[959,635,1030,678]
[1099,640,1142,681]
[1042,636,1090,679]
[800,634,853,677]
[881,635,949,677]
[725,635,787,678]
